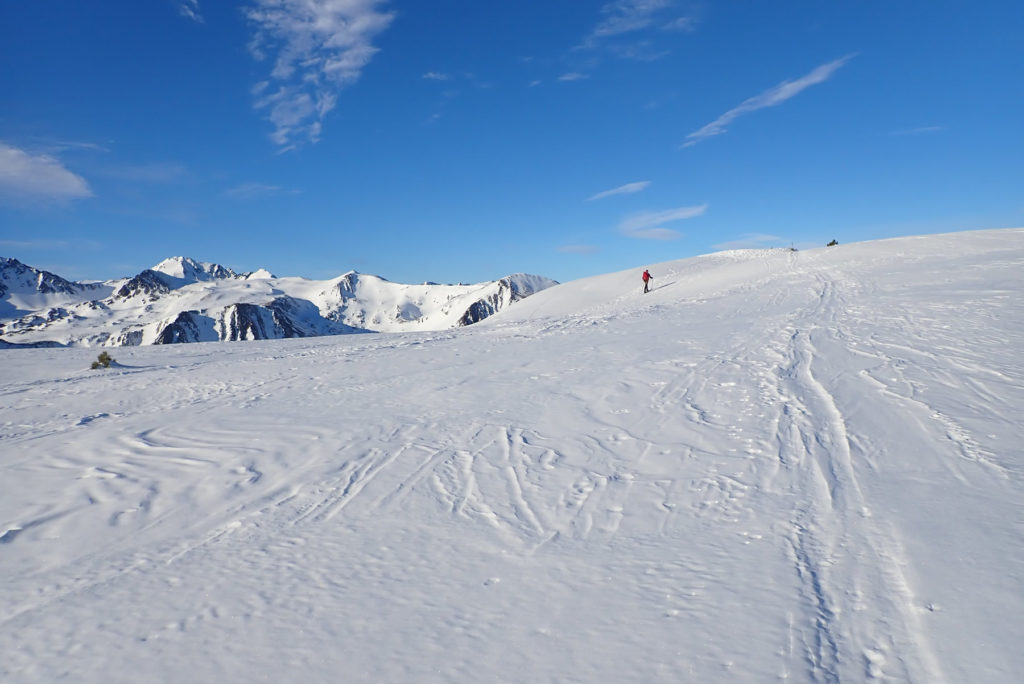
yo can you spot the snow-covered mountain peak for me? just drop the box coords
[151,256,239,283]
[1,257,78,296]
[0,256,111,320]
[244,268,275,280]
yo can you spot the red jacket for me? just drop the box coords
[642,270,650,282]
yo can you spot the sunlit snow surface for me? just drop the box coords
[2,230,1022,683]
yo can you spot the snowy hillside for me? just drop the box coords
[0,256,557,347]
[1,229,1022,683]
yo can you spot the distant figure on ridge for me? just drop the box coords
[642,268,652,294]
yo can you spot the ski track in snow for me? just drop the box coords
[1,230,1022,682]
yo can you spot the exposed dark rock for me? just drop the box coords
[457,277,535,327]
[154,311,208,344]
[115,270,171,300]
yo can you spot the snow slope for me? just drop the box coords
[1,229,1021,683]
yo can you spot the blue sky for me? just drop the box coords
[1,1,1021,284]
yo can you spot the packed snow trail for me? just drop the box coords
[1,230,1021,682]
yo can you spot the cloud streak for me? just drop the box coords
[179,1,203,23]
[682,55,856,148]
[619,203,707,240]
[662,16,696,32]
[0,142,92,204]
[580,0,695,51]
[246,0,396,150]
[584,0,670,46]
[587,181,650,201]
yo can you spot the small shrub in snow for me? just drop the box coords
[827,239,838,247]
[91,351,114,369]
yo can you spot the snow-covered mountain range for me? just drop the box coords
[0,256,557,347]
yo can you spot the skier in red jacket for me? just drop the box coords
[642,268,652,293]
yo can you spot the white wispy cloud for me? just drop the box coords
[0,142,92,203]
[558,72,589,82]
[31,139,109,154]
[712,233,785,250]
[619,203,707,240]
[246,0,396,150]
[682,54,856,148]
[587,181,651,201]
[179,1,203,23]
[586,0,671,44]
[580,0,695,52]
[422,72,451,81]
[662,16,696,32]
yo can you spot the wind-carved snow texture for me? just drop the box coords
[1,229,1022,682]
